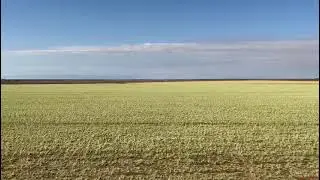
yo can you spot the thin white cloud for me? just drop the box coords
[2,39,318,79]
[2,40,318,55]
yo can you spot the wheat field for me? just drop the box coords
[1,81,319,179]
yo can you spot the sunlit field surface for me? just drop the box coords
[1,81,319,179]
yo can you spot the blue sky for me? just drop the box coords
[1,0,319,79]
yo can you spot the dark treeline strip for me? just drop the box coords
[1,79,318,84]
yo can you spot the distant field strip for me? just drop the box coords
[1,82,319,179]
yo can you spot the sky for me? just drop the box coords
[1,0,319,79]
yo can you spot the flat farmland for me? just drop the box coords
[1,81,319,179]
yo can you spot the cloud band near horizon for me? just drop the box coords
[2,39,318,79]
[3,40,319,55]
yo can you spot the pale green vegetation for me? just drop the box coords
[1,81,319,179]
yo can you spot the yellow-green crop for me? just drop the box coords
[1,81,319,179]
